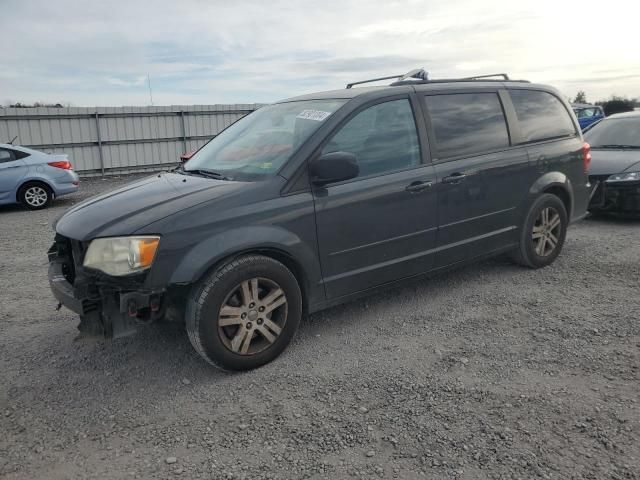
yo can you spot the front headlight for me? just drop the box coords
[83,236,160,276]
[606,171,640,182]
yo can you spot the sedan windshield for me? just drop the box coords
[585,117,640,148]
[574,108,596,119]
[184,99,346,180]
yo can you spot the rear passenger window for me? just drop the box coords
[425,93,510,159]
[509,90,576,142]
[0,149,14,163]
[322,99,421,179]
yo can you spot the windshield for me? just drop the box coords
[573,107,601,119]
[184,99,347,180]
[584,117,640,148]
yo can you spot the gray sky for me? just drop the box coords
[2,0,638,106]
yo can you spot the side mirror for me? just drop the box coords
[180,151,195,162]
[310,152,359,186]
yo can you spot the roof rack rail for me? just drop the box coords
[463,73,510,80]
[346,68,529,89]
[346,68,428,89]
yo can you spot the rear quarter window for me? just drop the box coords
[12,149,31,160]
[510,89,577,142]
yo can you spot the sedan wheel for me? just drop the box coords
[20,183,52,210]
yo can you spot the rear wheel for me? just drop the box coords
[186,255,302,371]
[19,182,52,210]
[511,194,568,268]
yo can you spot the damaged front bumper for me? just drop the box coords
[47,235,165,339]
[589,176,640,213]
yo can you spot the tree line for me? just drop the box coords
[572,91,639,116]
[2,102,66,108]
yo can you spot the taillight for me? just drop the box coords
[48,160,72,170]
[582,143,591,173]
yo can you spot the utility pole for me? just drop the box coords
[147,74,154,106]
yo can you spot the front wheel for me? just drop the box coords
[511,194,568,268]
[186,255,302,371]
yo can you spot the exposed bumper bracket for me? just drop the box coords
[49,260,164,340]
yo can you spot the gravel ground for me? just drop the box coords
[0,175,638,480]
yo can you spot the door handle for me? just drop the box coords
[3,165,21,169]
[442,173,467,184]
[405,180,433,193]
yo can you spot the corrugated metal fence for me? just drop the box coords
[0,104,260,176]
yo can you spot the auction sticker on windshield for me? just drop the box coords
[296,109,332,121]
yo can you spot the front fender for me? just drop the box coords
[167,225,323,305]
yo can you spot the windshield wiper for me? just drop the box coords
[590,144,640,149]
[183,168,232,181]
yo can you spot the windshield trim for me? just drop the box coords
[274,96,352,105]
[590,144,640,149]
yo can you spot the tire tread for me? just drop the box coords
[511,193,568,269]
[186,254,300,371]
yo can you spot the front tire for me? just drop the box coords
[186,255,302,371]
[19,182,53,210]
[511,194,568,268]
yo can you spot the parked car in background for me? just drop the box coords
[585,111,640,215]
[572,103,605,130]
[48,69,590,371]
[0,144,79,210]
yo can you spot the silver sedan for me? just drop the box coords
[0,143,79,210]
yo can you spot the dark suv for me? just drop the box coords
[48,69,590,370]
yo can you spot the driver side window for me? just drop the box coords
[322,99,421,179]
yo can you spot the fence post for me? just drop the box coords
[179,110,187,153]
[95,112,105,176]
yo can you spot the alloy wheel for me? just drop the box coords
[532,207,561,257]
[24,186,49,207]
[217,277,288,355]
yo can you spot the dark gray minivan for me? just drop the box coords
[48,70,591,370]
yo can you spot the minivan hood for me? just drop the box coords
[589,149,640,176]
[55,172,245,240]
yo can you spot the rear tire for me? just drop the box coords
[511,194,568,268]
[19,182,52,210]
[186,255,302,371]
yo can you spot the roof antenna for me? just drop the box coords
[8,135,17,144]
